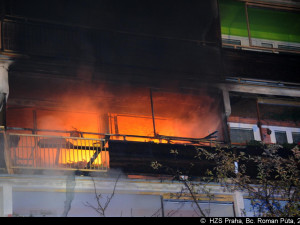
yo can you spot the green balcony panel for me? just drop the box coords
[219,0,300,43]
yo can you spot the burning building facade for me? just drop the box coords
[0,0,299,217]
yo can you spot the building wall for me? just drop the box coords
[0,174,238,217]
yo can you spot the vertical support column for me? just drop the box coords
[256,99,264,142]
[223,89,245,216]
[233,191,245,217]
[222,89,231,118]
[0,59,13,174]
[222,89,231,144]
[0,59,13,126]
[0,184,13,217]
[0,60,12,100]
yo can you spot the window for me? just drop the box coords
[261,125,300,144]
[244,198,287,217]
[292,132,300,144]
[13,192,162,217]
[163,200,234,217]
[275,131,287,144]
[278,44,300,52]
[230,128,254,143]
[261,43,273,48]
[222,38,242,49]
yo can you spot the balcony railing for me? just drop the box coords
[2,132,108,173]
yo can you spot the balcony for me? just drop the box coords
[0,127,221,177]
[1,130,108,174]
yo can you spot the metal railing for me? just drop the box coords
[6,126,221,146]
[222,42,300,54]
[4,132,108,173]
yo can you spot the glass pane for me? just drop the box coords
[292,132,300,144]
[244,198,287,217]
[163,200,234,217]
[248,7,300,43]
[219,0,248,37]
[230,128,254,143]
[13,191,162,217]
[219,0,300,43]
[275,131,287,144]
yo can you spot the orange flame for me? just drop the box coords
[7,83,223,168]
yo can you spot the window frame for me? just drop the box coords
[228,122,261,144]
[261,125,300,144]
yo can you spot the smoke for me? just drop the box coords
[8,75,223,141]
[151,90,222,139]
[6,77,224,179]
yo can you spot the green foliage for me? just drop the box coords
[151,144,300,217]
[213,144,300,217]
[151,147,215,217]
[246,140,264,147]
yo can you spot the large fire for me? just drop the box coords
[7,81,223,169]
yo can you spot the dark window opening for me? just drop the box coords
[261,43,273,48]
[222,38,242,49]
[292,132,300,144]
[230,128,254,144]
[275,131,287,144]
